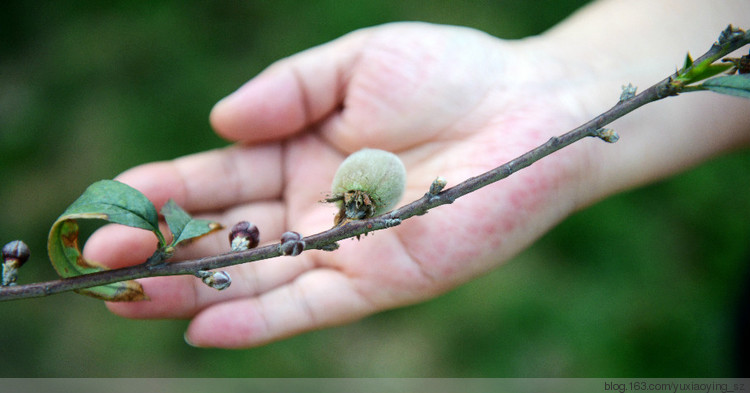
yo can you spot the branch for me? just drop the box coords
[1,26,748,302]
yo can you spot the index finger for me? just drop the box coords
[209,30,367,143]
[114,143,283,213]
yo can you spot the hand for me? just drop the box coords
[84,22,598,348]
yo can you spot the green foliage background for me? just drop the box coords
[1,0,749,377]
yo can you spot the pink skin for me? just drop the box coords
[83,10,750,348]
[83,23,589,348]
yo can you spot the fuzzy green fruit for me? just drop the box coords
[328,148,406,226]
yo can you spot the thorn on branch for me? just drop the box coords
[619,83,637,102]
[596,128,620,143]
[195,270,232,290]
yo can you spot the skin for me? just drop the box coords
[84,0,750,348]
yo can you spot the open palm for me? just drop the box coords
[85,22,591,348]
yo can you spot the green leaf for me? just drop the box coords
[701,74,750,99]
[161,199,222,247]
[682,52,693,71]
[47,180,164,301]
[48,217,149,301]
[698,64,734,80]
[677,61,733,85]
[59,180,165,245]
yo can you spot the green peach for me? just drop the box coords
[329,148,406,225]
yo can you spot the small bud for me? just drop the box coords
[619,83,637,102]
[596,128,620,143]
[739,54,750,74]
[2,240,30,286]
[279,231,305,256]
[721,52,750,75]
[229,221,260,252]
[428,176,447,196]
[2,240,30,269]
[717,25,744,45]
[195,270,232,290]
[383,218,402,228]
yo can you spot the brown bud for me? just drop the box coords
[279,231,305,257]
[717,25,744,45]
[229,221,260,252]
[2,240,30,269]
[428,176,447,196]
[739,54,749,74]
[596,128,620,143]
[196,270,232,290]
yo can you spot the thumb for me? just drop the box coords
[209,31,367,143]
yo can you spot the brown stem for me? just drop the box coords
[1,26,748,302]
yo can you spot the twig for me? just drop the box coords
[1,26,748,302]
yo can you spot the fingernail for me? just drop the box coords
[184,332,201,348]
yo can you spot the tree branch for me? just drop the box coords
[1,26,748,302]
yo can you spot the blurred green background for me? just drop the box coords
[1,0,749,377]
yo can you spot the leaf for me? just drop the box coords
[701,74,750,99]
[59,180,165,244]
[678,62,734,85]
[697,63,734,81]
[47,180,163,301]
[161,199,222,247]
[48,217,149,301]
[682,52,693,71]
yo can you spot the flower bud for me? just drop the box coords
[596,128,620,143]
[2,240,30,269]
[619,83,637,102]
[229,221,260,252]
[196,270,232,290]
[739,54,749,74]
[279,231,305,256]
[2,240,30,286]
[428,176,447,196]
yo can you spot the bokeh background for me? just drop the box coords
[1,0,749,377]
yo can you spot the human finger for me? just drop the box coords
[182,268,376,348]
[113,143,283,213]
[209,30,368,143]
[104,253,316,321]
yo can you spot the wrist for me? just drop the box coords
[509,1,750,208]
